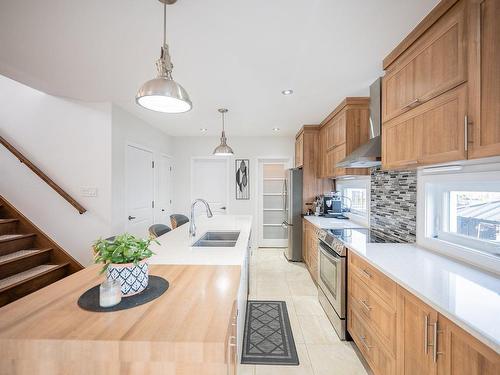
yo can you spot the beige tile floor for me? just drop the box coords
[240,247,369,375]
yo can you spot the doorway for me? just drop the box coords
[125,144,154,237]
[191,157,229,216]
[258,159,290,247]
[156,154,173,225]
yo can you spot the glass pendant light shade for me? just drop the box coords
[213,109,234,156]
[136,0,192,113]
[136,77,192,113]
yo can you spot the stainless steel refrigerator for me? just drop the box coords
[282,168,303,261]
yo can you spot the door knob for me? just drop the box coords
[161,209,165,212]
[128,216,136,221]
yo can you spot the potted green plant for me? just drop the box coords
[93,234,157,297]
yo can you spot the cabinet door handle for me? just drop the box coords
[464,115,469,151]
[361,268,372,278]
[229,335,237,347]
[424,315,429,354]
[432,321,444,363]
[405,98,422,109]
[360,299,372,311]
[359,335,373,351]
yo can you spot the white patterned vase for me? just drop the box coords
[107,260,149,297]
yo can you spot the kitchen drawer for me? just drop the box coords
[348,272,397,354]
[348,306,396,375]
[348,251,397,308]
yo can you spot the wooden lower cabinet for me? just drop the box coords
[348,305,397,375]
[396,286,500,375]
[348,253,500,375]
[302,219,318,283]
[396,286,438,375]
[226,301,238,375]
[437,315,500,375]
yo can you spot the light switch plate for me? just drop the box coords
[80,187,98,197]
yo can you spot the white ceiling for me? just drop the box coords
[0,0,438,137]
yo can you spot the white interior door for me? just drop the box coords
[258,160,289,247]
[126,144,154,237]
[156,154,173,225]
[191,158,228,216]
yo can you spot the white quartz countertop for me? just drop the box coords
[305,215,500,352]
[149,215,252,266]
[303,215,366,229]
[342,230,500,353]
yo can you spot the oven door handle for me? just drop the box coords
[319,244,342,263]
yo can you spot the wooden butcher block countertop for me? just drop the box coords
[0,264,241,375]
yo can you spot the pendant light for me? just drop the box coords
[213,109,234,156]
[136,0,192,113]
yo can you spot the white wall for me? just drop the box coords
[171,136,294,248]
[110,105,174,234]
[0,75,112,265]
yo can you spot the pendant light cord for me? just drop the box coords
[163,2,167,46]
[222,112,225,132]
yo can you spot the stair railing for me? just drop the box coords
[0,135,87,214]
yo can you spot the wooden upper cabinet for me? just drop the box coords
[381,0,500,167]
[382,84,467,169]
[295,132,304,167]
[437,315,500,375]
[467,0,500,159]
[382,0,467,123]
[318,98,370,178]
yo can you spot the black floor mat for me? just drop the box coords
[241,300,299,365]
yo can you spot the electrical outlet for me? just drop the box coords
[80,187,98,197]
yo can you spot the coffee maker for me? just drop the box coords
[322,193,348,219]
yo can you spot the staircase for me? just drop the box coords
[0,195,83,307]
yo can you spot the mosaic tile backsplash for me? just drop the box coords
[370,167,417,243]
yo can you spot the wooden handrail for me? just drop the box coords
[0,136,87,214]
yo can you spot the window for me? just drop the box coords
[337,177,370,225]
[418,163,500,273]
[343,187,368,216]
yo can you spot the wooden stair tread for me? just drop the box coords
[0,233,36,243]
[0,249,51,265]
[0,218,18,224]
[0,263,69,292]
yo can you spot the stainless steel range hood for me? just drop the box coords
[336,78,382,168]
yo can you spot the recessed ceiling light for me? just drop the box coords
[200,128,207,132]
[273,128,280,131]
[281,89,293,95]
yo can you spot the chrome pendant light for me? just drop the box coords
[136,0,192,113]
[213,109,234,156]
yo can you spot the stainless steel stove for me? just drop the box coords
[317,227,400,340]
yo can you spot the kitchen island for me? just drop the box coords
[0,215,253,375]
[0,264,241,375]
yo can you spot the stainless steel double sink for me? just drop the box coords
[192,231,240,247]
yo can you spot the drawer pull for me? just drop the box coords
[360,299,372,311]
[359,335,373,351]
[229,336,237,347]
[361,268,372,278]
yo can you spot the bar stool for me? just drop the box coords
[170,214,189,229]
[148,224,172,238]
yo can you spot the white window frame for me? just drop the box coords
[417,161,500,275]
[336,176,370,227]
